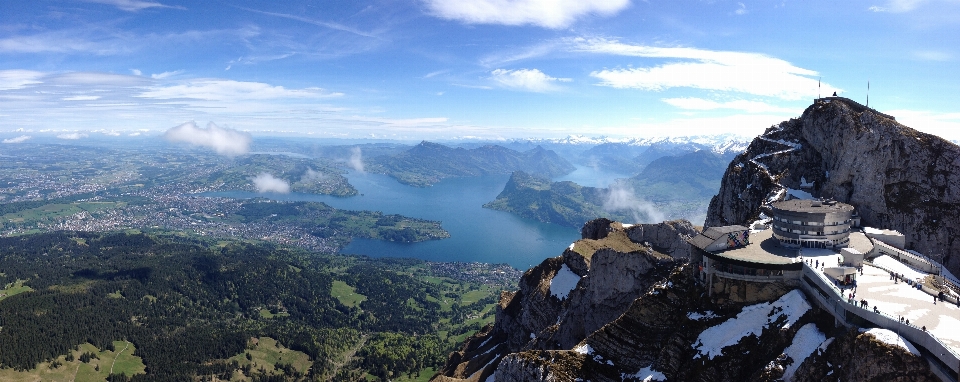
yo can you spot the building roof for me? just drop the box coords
[847,232,874,255]
[689,235,716,251]
[711,229,799,265]
[771,199,854,214]
[702,225,749,240]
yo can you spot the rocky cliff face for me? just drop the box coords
[432,217,938,382]
[705,98,960,275]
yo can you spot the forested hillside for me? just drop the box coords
[0,231,516,381]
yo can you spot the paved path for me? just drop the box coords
[853,264,960,353]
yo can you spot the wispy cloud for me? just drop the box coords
[57,133,88,140]
[62,95,102,101]
[576,38,838,99]
[479,40,565,67]
[348,147,365,173]
[151,70,183,79]
[0,70,45,90]
[163,121,252,156]
[0,32,117,54]
[868,0,927,12]
[734,2,748,15]
[662,98,797,113]
[2,135,31,144]
[490,68,571,92]
[423,69,449,79]
[235,6,382,39]
[422,0,631,29]
[603,183,665,223]
[138,79,342,101]
[82,0,185,12]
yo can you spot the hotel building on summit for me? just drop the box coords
[689,198,868,287]
[770,199,858,249]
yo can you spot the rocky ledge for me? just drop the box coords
[431,217,938,382]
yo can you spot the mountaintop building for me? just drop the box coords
[771,198,857,249]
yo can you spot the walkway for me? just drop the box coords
[855,264,960,354]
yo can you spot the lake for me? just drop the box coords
[206,172,584,270]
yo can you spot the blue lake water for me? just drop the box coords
[206,172,581,270]
[553,164,633,188]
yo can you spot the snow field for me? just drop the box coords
[692,290,811,359]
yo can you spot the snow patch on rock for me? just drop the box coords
[692,290,810,360]
[861,328,920,356]
[550,264,582,300]
[623,365,666,381]
[573,343,594,355]
[782,323,827,381]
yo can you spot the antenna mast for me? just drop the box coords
[867,80,870,108]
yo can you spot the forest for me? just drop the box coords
[0,230,512,381]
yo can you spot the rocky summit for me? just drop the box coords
[706,97,960,276]
[430,218,937,382]
[431,99,952,382]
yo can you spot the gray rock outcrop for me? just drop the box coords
[706,98,960,275]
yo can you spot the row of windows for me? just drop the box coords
[776,236,849,248]
[772,216,851,226]
[775,225,850,236]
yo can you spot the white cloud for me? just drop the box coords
[57,133,88,140]
[869,0,927,12]
[663,97,798,113]
[576,38,838,100]
[83,0,182,12]
[491,68,571,92]
[603,183,665,223]
[349,147,365,173]
[151,70,183,79]
[251,173,291,193]
[0,70,45,90]
[163,121,252,156]
[49,72,150,87]
[0,34,108,54]
[2,135,31,144]
[735,2,748,15]
[131,69,143,76]
[138,79,342,101]
[422,0,631,29]
[62,95,102,101]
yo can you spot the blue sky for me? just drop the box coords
[1,0,959,140]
